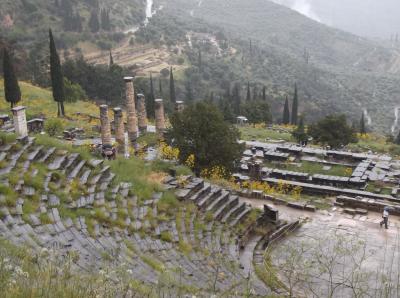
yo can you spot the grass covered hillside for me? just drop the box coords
[0,79,100,132]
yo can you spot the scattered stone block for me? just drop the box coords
[287,202,306,209]
[274,198,287,205]
[343,208,356,215]
[355,208,368,215]
[304,204,316,212]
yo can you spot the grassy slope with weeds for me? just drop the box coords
[0,79,100,133]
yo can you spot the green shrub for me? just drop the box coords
[44,118,64,137]
[64,78,87,103]
[160,231,173,243]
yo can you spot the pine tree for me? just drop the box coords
[49,29,65,117]
[147,73,155,118]
[283,96,290,125]
[360,112,366,135]
[2,49,21,109]
[88,10,100,33]
[291,83,298,125]
[262,86,266,101]
[169,67,176,103]
[246,82,251,101]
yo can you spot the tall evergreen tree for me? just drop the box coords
[224,84,231,102]
[232,83,241,115]
[88,10,100,33]
[292,115,308,144]
[147,73,155,118]
[253,85,258,101]
[360,112,367,134]
[109,51,114,67]
[246,82,251,101]
[2,49,21,109]
[49,29,65,117]
[185,80,194,103]
[198,49,202,71]
[158,78,163,97]
[169,67,176,103]
[395,131,400,145]
[283,96,290,125]
[291,83,298,125]
[262,86,266,101]
[210,92,214,103]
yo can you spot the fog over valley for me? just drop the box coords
[270,0,400,39]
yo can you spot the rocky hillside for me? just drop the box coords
[0,0,145,45]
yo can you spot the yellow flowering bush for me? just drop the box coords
[159,142,179,161]
[240,179,303,198]
[185,154,195,169]
[200,166,228,180]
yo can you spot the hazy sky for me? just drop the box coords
[270,0,400,39]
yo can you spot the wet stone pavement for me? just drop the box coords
[241,197,400,297]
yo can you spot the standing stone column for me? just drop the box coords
[155,99,166,136]
[124,76,138,144]
[99,105,112,147]
[137,93,148,133]
[113,107,125,152]
[175,101,184,113]
[11,106,28,138]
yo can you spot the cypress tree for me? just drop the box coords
[292,115,307,144]
[253,85,258,101]
[360,112,366,134]
[2,49,21,109]
[395,131,400,145]
[198,49,202,71]
[291,83,298,125]
[49,29,65,117]
[109,50,114,67]
[283,96,290,125]
[262,86,266,101]
[169,67,176,103]
[246,82,251,101]
[147,73,155,118]
[88,10,100,33]
[158,78,163,97]
[210,92,214,103]
[232,83,241,115]
[185,80,194,103]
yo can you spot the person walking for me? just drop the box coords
[380,208,389,229]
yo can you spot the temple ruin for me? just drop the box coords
[155,98,166,135]
[99,105,112,147]
[124,76,138,145]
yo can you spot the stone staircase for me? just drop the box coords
[0,135,297,296]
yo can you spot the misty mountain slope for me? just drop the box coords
[272,0,400,39]
[151,0,400,132]
[157,0,397,73]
